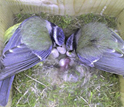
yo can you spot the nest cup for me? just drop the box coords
[0,0,124,106]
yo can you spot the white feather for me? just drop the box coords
[9,49,13,53]
[120,54,123,57]
[90,59,99,67]
[34,53,42,61]
[17,45,21,48]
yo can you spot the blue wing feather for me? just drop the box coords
[3,27,22,54]
[0,76,14,106]
[0,44,52,80]
[73,23,124,76]
[77,54,94,67]
[0,16,53,106]
[95,53,124,75]
[0,17,53,80]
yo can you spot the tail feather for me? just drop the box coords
[94,53,124,76]
[0,76,14,106]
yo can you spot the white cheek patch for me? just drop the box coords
[45,20,52,34]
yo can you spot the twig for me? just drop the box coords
[80,96,91,107]
[16,88,29,106]
[25,74,47,87]
[36,88,47,101]
[14,86,22,94]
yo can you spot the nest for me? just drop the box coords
[12,13,121,107]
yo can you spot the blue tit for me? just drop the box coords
[0,23,21,106]
[0,16,65,106]
[66,22,124,76]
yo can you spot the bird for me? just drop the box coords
[66,22,124,76]
[0,23,20,107]
[0,16,65,106]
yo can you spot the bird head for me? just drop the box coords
[66,28,80,52]
[52,26,65,46]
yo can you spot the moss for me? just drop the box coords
[11,13,121,107]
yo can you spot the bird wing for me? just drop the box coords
[0,22,19,106]
[0,76,14,106]
[21,16,52,51]
[109,29,124,53]
[0,20,52,80]
[76,29,104,67]
[76,27,124,63]
[77,46,101,67]
[94,53,124,75]
[94,30,124,75]
[3,26,22,54]
[77,29,124,75]
[4,23,21,44]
